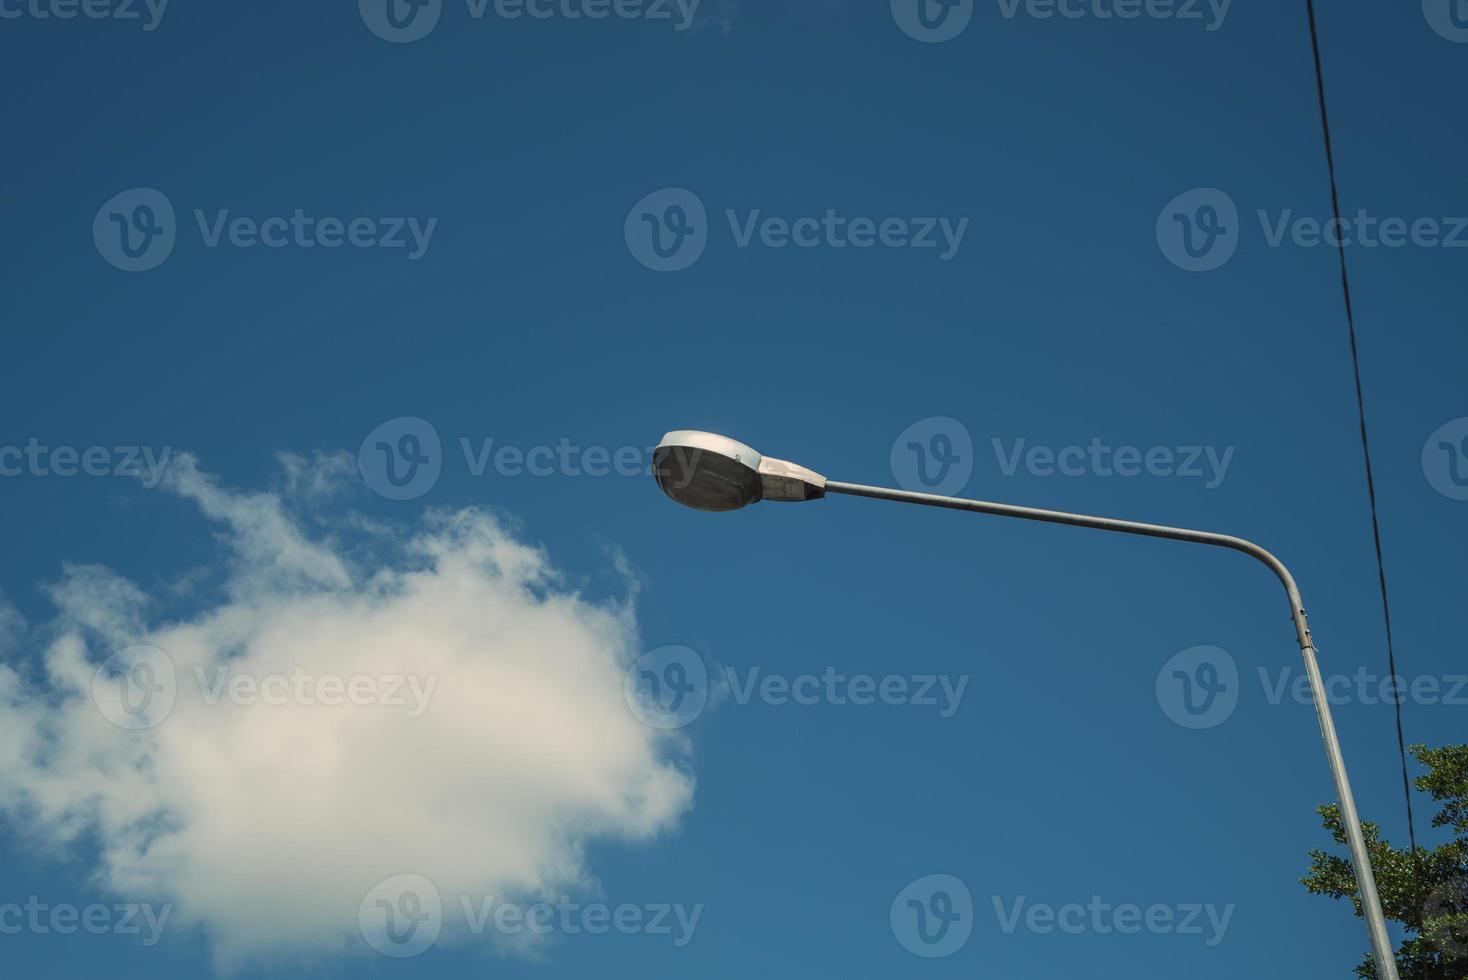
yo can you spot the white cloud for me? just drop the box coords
[0,454,693,970]
[0,596,26,656]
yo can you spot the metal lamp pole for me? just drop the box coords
[652,430,1400,980]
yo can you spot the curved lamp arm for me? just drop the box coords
[825,481,1313,647]
[822,479,1398,980]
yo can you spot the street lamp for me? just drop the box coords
[652,429,1399,979]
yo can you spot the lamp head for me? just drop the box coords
[653,430,826,512]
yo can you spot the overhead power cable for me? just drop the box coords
[1302,0,1418,856]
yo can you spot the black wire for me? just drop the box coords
[1303,0,1419,859]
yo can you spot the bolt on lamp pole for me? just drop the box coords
[652,430,1399,980]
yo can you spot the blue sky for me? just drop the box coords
[1,1,1466,978]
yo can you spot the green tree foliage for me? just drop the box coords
[1303,744,1468,979]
